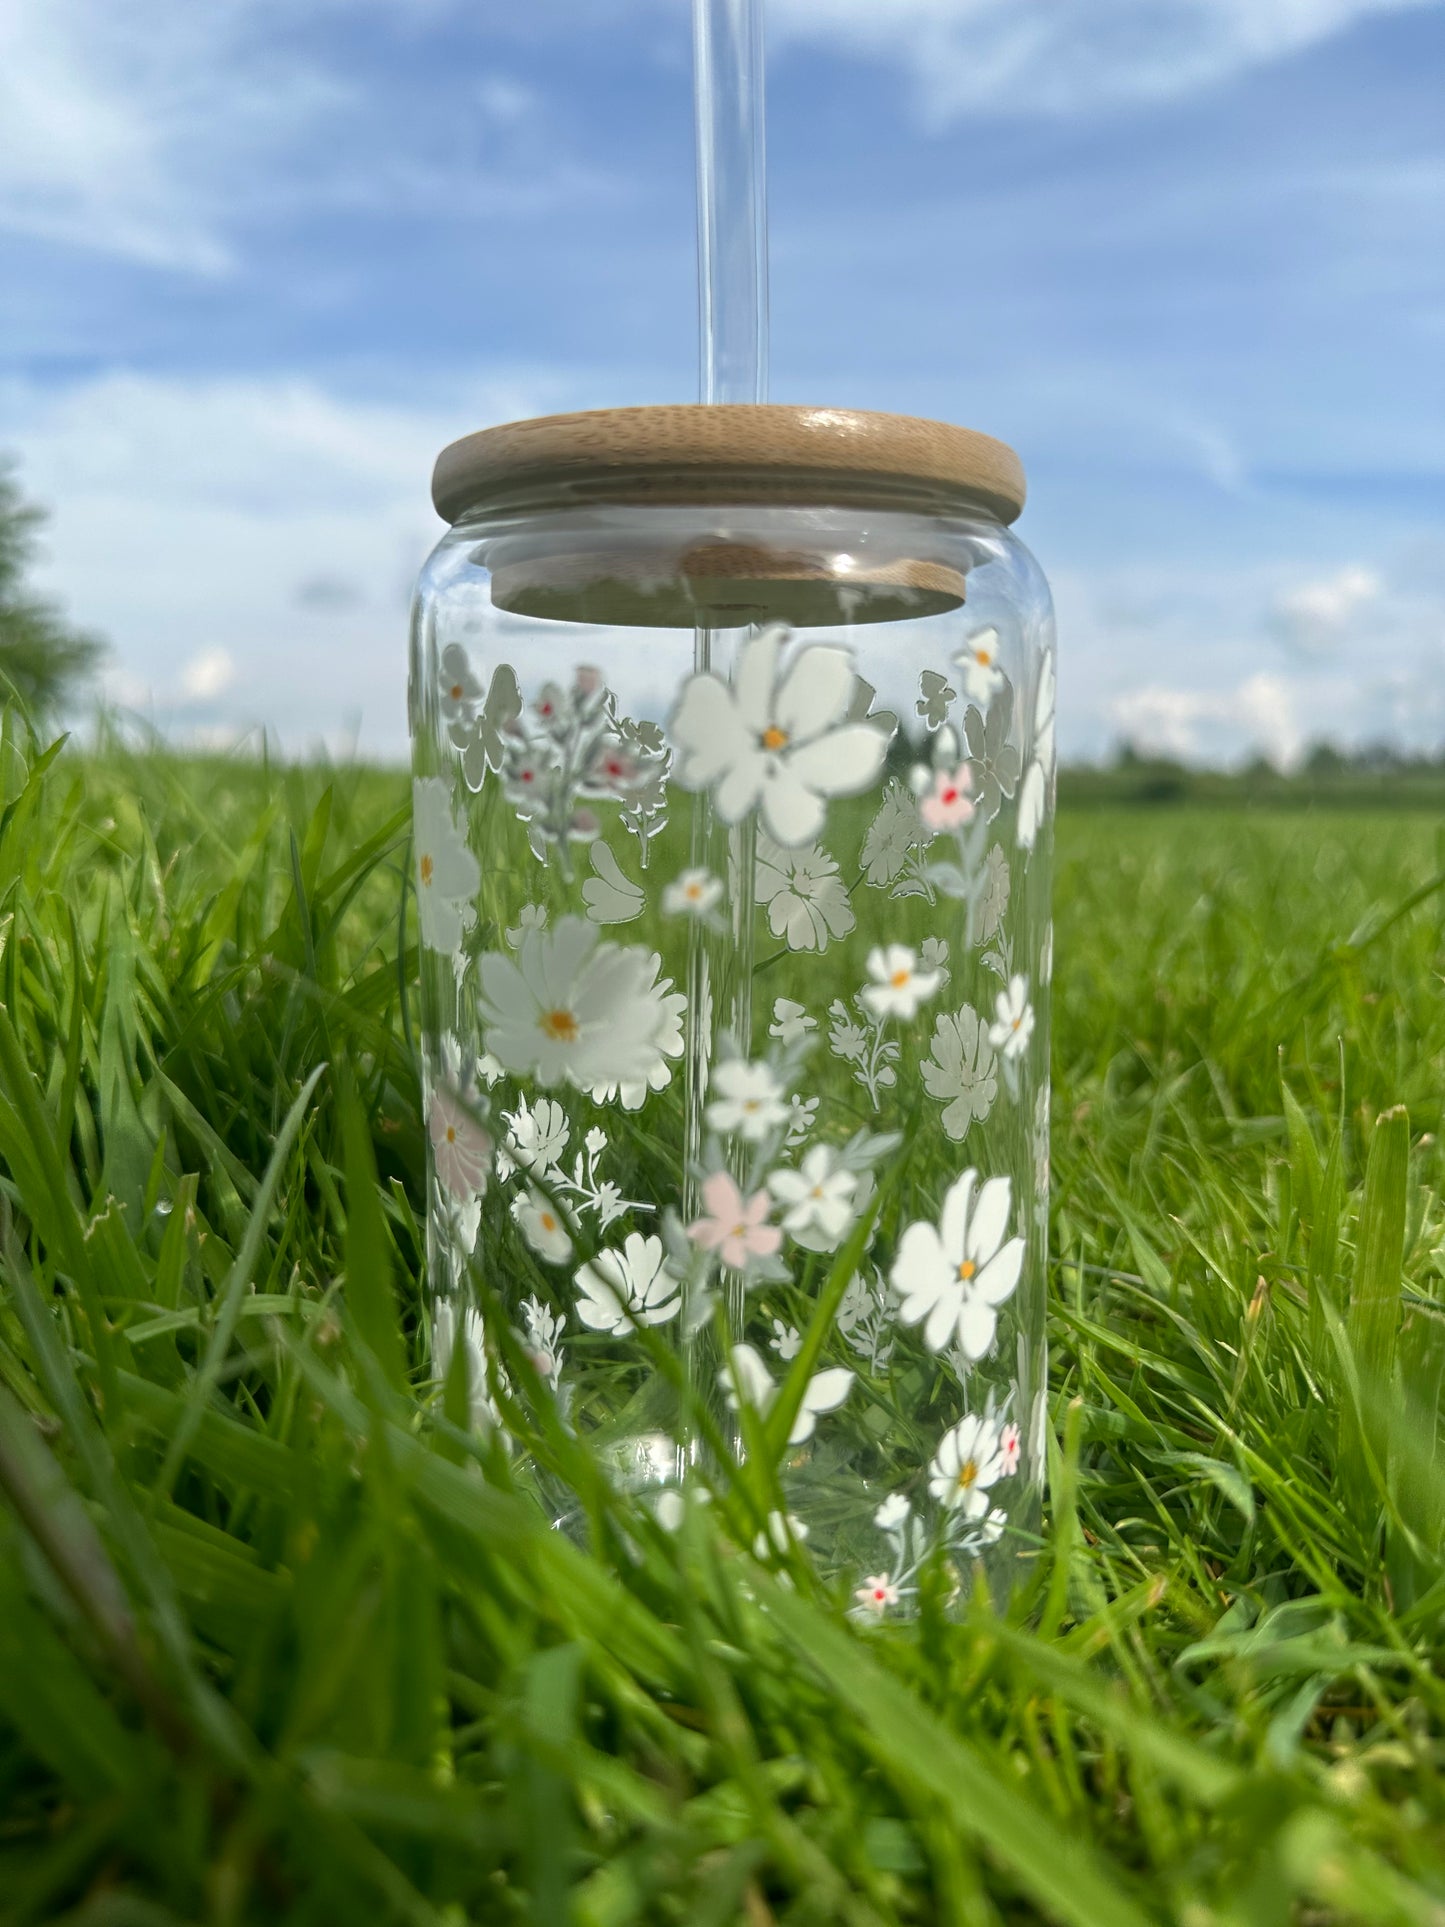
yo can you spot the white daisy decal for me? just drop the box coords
[439,642,484,726]
[478,916,684,1099]
[986,975,1035,1061]
[891,1169,1025,1357]
[754,835,856,952]
[574,1233,681,1336]
[928,1412,1008,1517]
[662,867,723,918]
[669,623,889,846]
[721,1342,853,1446]
[510,1191,574,1265]
[412,777,480,955]
[705,1059,789,1141]
[767,1143,858,1245]
[955,627,1006,707]
[860,943,944,1022]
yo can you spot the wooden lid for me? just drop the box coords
[432,403,1026,526]
[488,541,968,628]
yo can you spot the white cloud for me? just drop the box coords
[769,0,1437,119]
[1108,672,1306,768]
[0,1,604,273]
[1269,565,1380,655]
[1060,549,1445,766]
[0,1,346,270]
[2,368,573,754]
[179,648,236,702]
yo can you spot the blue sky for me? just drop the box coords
[1,0,1441,761]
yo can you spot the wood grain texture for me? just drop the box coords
[432,403,1026,525]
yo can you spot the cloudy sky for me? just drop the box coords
[1,0,1441,762]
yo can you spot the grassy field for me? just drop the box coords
[1,722,1443,1925]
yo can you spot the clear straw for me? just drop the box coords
[693,0,769,406]
[688,0,770,1464]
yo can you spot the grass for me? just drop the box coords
[1,715,1444,1925]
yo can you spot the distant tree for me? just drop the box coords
[0,463,104,722]
[1303,741,1347,777]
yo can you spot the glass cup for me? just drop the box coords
[410,405,1055,1611]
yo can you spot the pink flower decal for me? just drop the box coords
[999,1421,1022,1475]
[688,1171,781,1270]
[428,1090,492,1204]
[854,1574,900,1615]
[919,764,976,832]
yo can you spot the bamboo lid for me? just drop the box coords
[432,404,1026,628]
[433,404,1026,525]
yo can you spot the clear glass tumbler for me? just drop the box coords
[409,405,1055,1611]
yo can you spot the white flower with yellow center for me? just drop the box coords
[669,624,889,847]
[955,626,1006,707]
[891,1169,1025,1357]
[479,916,684,1098]
[510,1191,573,1265]
[662,867,724,918]
[928,1412,1009,1519]
[706,1059,789,1141]
[987,975,1035,1061]
[412,778,480,955]
[439,643,484,725]
[767,1144,857,1244]
[860,943,944,1022]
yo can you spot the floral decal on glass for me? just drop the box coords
[754,835,855,951]
[669,622,890,844]
[416,615,1050,1610]
[413,778,480,955]
[477,915,685,1107]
